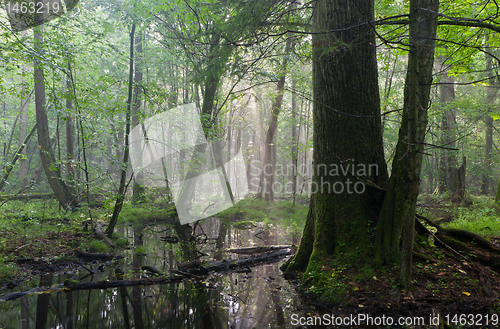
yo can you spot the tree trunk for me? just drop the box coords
[375,0,439,287]
[19,41,29,190]
[261,37,293,202]
[34,25,78,210]
[481,33,498,195]
[132,30,145,204]
[283,0,388,276]
[291,77,299,206]
[438,57,456,192]
[66,63,75,182]
[106,23,136,237]
[174,34,233,216]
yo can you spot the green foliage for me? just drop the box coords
[444,198,500,238]
[215,197,307,234]
[0,256,17,283]
[89,240,110,253]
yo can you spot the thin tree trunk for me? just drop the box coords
[291,77,298,206]
[0,123,37,193]
[106,23,136,237]
[438,57,456,193]
[262,37,292,202]
[132,29,145,204]
[481,33,498,195]
[19,45,29,190]
[66,62,75,182]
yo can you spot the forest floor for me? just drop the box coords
[290,194,500,328]
[1,194,499,328]
[291,245,500,328]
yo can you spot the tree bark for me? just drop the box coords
[106,23,136,237]
[481,33,498,195]
[284,0,388,276]
[261,37,293,202]
[375,0,439,287]
[19,41,29,190]
[66,62,75,182]
[438,57,456,193]
[132,29,145,204]
[33,24,78,210]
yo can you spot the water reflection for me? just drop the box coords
[0,218,301,328]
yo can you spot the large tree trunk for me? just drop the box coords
[34,25,78,210]
[375,0,439,287]
[284,0,388,274]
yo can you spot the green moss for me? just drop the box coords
[118,204,178,224]
[215,197,308,234]
[89,240,110,253]
[301,253,348,304]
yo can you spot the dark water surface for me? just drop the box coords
[0,218,303,328]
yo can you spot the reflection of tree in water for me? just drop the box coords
[7,220,298,328]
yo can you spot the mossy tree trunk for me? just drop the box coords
[375,0,439,287]
[284,0,388,274]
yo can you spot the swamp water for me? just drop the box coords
[0,218,304,328]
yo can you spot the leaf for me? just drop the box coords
[492,114,500,121]
[462,291,470,296]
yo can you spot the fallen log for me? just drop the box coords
[64,276,184,291]
[225,245,295,255]
[141,265,165,276]
[2,248,295,299]
[176,248,294,275]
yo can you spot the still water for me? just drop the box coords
[0,218,303,328]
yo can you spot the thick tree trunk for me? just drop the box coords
[34,25,78,210]
[284,0,388,277]
[375,0,439,287]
